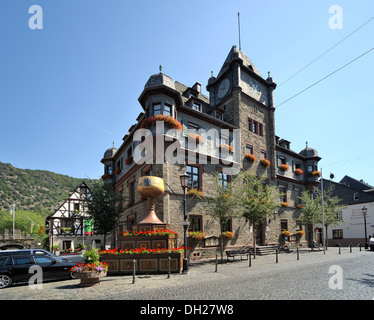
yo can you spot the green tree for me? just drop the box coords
[84,180,126,248]
[238,171,279,258]
[299,187,344,249]
[205,172,241,262]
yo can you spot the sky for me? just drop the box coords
[1,0,373,186]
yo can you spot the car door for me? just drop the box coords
[10,255,35,283]
[33,255,55,280]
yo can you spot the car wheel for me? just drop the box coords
[0,274,13,289]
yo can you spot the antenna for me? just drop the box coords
[238,12,241,50]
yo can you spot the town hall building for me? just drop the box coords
[100,46,321,258]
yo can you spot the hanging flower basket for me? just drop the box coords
[296,230,305,237]
[295,168,303,176]
[140,115,183,131]
[260,159,271,168]
[279,164,289,171]
[244,153,256,162]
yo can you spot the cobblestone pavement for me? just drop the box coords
[1,248,374,300]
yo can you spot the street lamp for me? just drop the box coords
[180,172,189,274]
[362,206,368,249]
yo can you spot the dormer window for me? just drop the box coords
[192,102,201,112]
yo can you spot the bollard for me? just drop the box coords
[167,256,171,279]
[248,252,251,267]
[297,247,299,260]
[275,249,278,263]
[215,253,218,272]
[132,259,136,284]
[350,244,352,253]
[359,243,362,251]
[339,244,341,254]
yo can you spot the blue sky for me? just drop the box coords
[1,0,373,186]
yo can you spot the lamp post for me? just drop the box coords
[180,172,189,274]
[362,206,368,249]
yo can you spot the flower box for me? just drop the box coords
[187,188,204,197]
[99,251,183,274]
[281,202,289,207]
[295,168,303,176]
[244,153,256,162]
[188,132,202,144]
[296,230,305,236]
[281,230,291,237]
[219,144,233,153]
[101,173,112,180]
[140,115,183,131]
[279,164,289,171]
[222,231,235,240]
[296,204,304,209]
[125,157,133,166]
[260,159,271,168]
[188,231,205,240]
[309,171,321,177]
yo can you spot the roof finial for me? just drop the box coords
[113,141,115,148]
[211,70,214,77]
[268,71,271,77]
[159,65,163,73]
[306,141,308,148]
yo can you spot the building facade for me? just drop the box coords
[318,176,374,247]
[101,46,321,258]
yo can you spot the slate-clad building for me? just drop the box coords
[101,46,321,258]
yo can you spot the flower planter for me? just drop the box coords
[295,168,303,176]
[260,159,271,168]
[73,271,107,287]
[100,253,183,274]
[279,164,289,171]
[244,153,256,162]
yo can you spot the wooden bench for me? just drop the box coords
[225,249,249,261]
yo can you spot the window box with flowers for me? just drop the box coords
[309,170,321,177]
[281,202,289,207]
[260,159,271,168]
[244,153,256,162]
[188,231,205,240]
[295,168,303,176]
[281,230,291,238]
[188,132,202,144]
[296,230,305,237]
[125,156,133,166]
[219,144,233,153]
[222,231,235,240]
[279,164,289,171]
[187,188,204,198]
[101,173,112,181]
[140,115,183,131]
[296,204,304,209]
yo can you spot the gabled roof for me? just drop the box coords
[339,175,374,190]
[217,45,262,79]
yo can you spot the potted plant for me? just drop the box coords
[244,153,256,162]
[125,156,133,165]
[71,249,108,287]
[309,170,321,177]
[295,168,303,176]
[281,230,291,241]
[52,245,60,256]
[260,159,271,168]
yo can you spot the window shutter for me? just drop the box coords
[277,155,281,167]
[182,119,188,137]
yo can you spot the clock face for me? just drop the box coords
[217,79,230,99]
[249,80,261,98]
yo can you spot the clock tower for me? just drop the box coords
[206,45,277,178]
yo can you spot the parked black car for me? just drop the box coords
[0,249,77,289]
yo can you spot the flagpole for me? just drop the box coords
[321,169,326,254]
